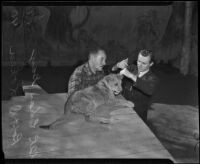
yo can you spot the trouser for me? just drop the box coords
[122,88,149,123]
[134,103,148,123]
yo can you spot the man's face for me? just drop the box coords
[92,50,107,71]
[137,53,153,73]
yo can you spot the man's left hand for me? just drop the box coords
[116,58,128,69]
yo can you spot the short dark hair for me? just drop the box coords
[139,49,154,63]
[89,44,104,53]
[88,44,105,57]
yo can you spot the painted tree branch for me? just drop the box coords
[180,1,193,75]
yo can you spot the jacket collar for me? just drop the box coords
[133,67,152,78]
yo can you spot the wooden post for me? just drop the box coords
[180,1,193,75]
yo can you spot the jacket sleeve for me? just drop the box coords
[134,74,159,96]
[67,66,83,96]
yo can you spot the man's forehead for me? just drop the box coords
[97,50,106,58]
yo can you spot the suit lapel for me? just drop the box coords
[140,70,152,80]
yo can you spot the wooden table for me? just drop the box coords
[2,84,175,162]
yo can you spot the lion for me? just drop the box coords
[39,74,134,130]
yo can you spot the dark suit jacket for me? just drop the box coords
[121,64,159,121]
[103,63,159,119]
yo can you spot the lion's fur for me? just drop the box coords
[39,74,126,130]
[65,74,123,114]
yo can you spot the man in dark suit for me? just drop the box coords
[118,50,159,123]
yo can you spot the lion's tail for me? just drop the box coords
[39,94,73,130]
[39,115,67,130]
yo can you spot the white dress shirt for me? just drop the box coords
[138,69,149,78]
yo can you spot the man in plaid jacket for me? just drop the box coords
[67,46,126,97]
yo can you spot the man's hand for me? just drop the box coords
[120,68,137,82]
[116,58,128,69]
[112,58,128,71]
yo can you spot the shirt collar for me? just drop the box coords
[138,69,150,78]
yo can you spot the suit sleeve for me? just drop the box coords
[134,74,159,96]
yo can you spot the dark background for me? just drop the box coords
[1,2,198,107]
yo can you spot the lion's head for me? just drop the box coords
[101,74,123,95]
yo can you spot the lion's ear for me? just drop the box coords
[104,75,113,83]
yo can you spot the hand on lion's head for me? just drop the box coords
[102,74,123,95]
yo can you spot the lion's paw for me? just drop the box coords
[98,117,111,124]
[125,101,135,108]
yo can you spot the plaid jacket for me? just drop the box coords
[68,62,105,96]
